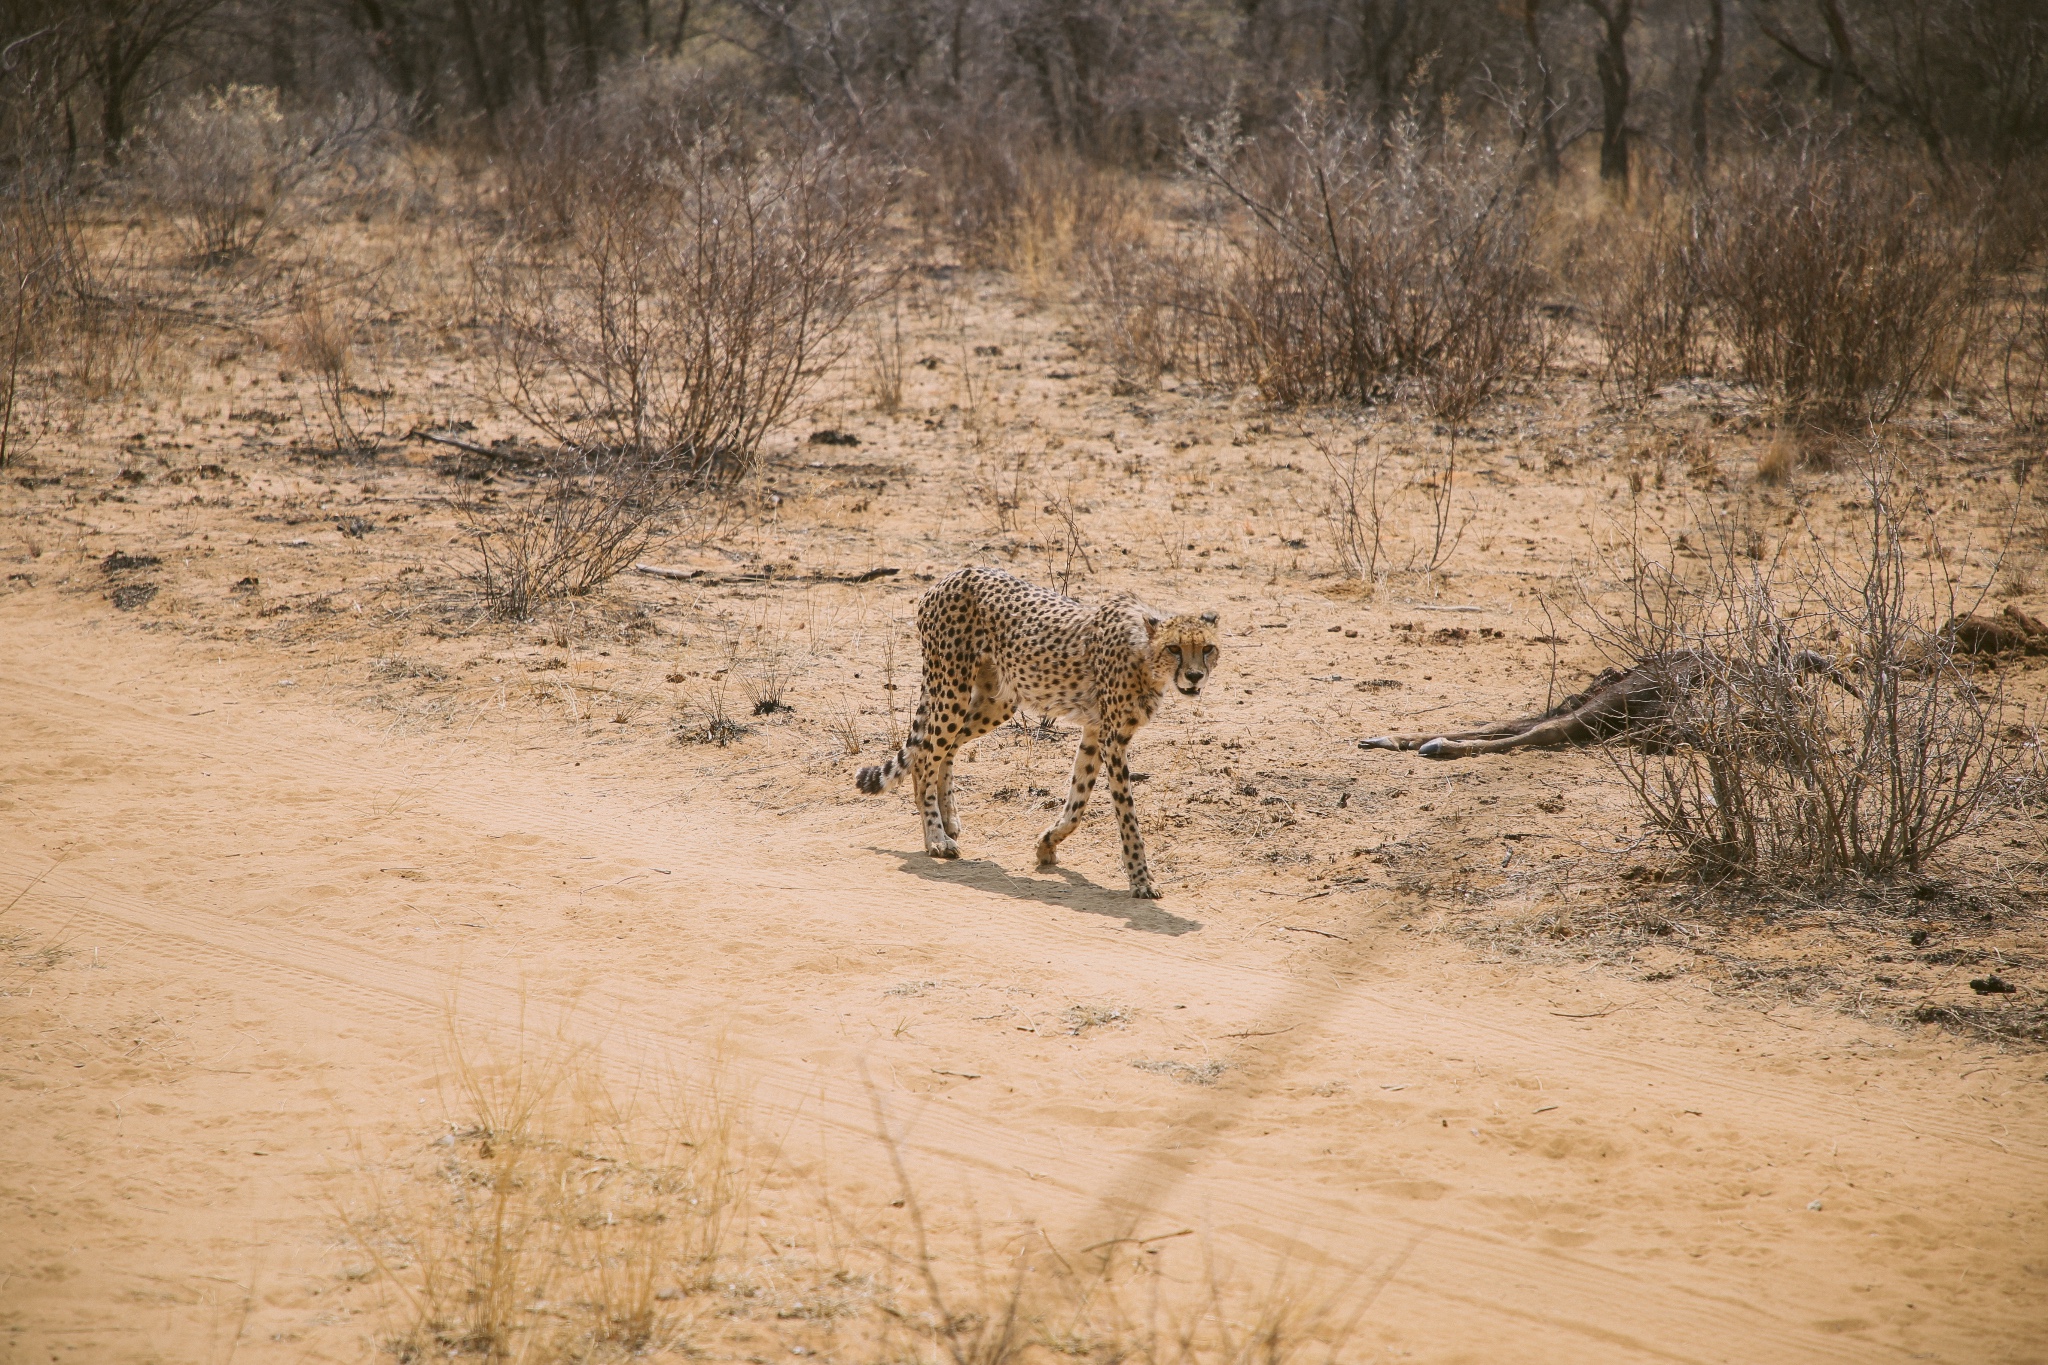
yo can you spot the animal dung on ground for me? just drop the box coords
[807,428,861,447]
[109,584,159,611]
[101,552,161,573]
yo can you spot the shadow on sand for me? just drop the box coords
[870,847,1203,936]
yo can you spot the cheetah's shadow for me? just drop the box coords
[868,848,1202,937]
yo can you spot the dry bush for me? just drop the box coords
[459,456,678,621]
[0,168,80,468]
[285,290,380,454]
[1187,102,1542,420]
[1695,149,1988,428]
[908,114,1137,282]
[1316,434,1472,583]
[1083,230,1230,388]
[492,68,764,246]
[142,86,383,266]
[2000,280,2048,430]
[477,126,883,485]
[1598,463,2019,884]
[1588,200,1707,401]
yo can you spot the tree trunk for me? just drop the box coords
[520,0,552,106]
[1689,0,1724,176]
[565,0,601,94]
[1586,0,1634,187]
[449,0,502,125]
[1524,0,1560,183]
[98,55,131,162]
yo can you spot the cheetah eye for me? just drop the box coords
[1203,646,1216,659]
[1167,644,1182,656]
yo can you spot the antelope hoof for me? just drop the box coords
[1358,736,1399,751]
[1417,738,1453,760]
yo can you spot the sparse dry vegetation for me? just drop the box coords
[6,0,2048,1356]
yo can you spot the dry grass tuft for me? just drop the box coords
[344,1031,741,1363]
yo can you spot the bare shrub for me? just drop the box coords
[0,168,80,469]
[1589,201,1707,401]
[2000,280,2048,430]
[143,86,382,266]
[1316,433,1472,583]
[1599,463,2019,884]
[1187,101,1542,420]
[1083,229,1229,388]
[459,456,677,621]
[910,114,1136,280]
[478,127,883,485]
[285,290,379,454]
[1695,149,1988,428]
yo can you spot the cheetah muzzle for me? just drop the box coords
[853,566,1220,899]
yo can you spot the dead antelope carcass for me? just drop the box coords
[1358,649,1855,760]
[1942,604,2048,656]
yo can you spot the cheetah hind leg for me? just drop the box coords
[910,708,961,860]
[940,684,1015,841]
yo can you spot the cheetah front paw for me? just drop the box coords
[927,836,961,860]
[1129,879,1162,899]
[1034,835,1059,868]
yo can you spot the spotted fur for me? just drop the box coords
[855,566,1220,898]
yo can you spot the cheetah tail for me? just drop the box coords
[855,741,912,796]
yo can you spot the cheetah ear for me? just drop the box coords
[1199,611,1218,625]
[1140,607,1167,640]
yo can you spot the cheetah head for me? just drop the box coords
[1148,610,1221,696]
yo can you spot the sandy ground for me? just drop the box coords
[3,250,2047,1362]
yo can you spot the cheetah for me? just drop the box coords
[855,566,1220,898]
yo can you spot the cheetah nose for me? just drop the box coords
[1183,670,1205,685]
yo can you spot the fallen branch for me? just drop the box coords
[405,427,501,458]
[1079,1228,1194,1255]
[635,563,900,586]
[1282,925,1349,941]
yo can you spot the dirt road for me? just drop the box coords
[2,597,2043,1363]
